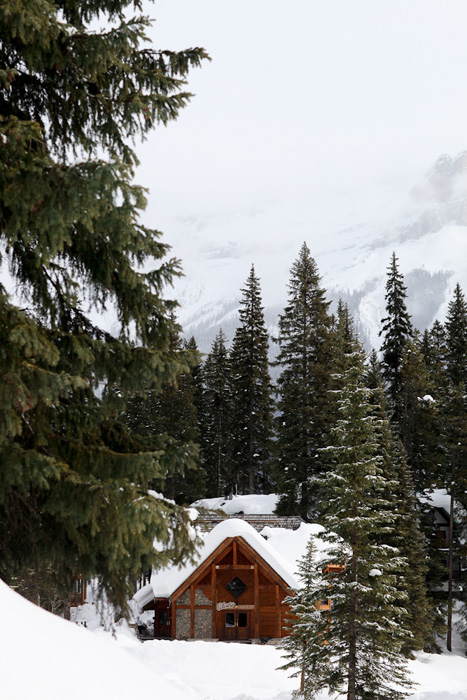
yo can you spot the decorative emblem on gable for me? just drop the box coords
[225,576,247,598]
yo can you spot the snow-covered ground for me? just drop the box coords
[3,577,467,700]
[3,494,466,700]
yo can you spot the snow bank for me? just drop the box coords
[0,580,190,700]
[126,638,467,700]
[4,565,467,700]
[192,493,279,515]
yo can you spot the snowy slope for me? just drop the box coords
[3,554,467,700]
[168,152,467,352]
[0,580,188,700]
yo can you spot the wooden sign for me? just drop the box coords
[216,602,255,611]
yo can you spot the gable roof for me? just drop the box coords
[133,519,300,612]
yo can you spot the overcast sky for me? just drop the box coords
[133,0,467,310]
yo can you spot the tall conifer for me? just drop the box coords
[230,266,275,493]
[318,343,413,700]
[443,284,467,651]
[200,330,234,497]
[365,352,435,653]
[279,536,329,700]
[0,0,208,611]
[275,243,332,519]
[379,252,413,422]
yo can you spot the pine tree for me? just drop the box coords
[379,252,413,422]
[275,243,333,520]
[124,326,206,504]
[399,335,442,493]
[279,537,329,700]
[200,329,234,497]
[365,356,433,654]
[331,299,356,377]
[443,284,467,651]
[317,343,413,700]
[229,266,275,494]
[0,0,208,612]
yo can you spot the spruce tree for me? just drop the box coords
[331,299,356,377]
[399,335,442,493]
[279,537,329,700]
[124,327,206,504]
[229,266,275,494]
[200,329,234,497]
[379,252,413,422]
[317,343,413,700]
[275,243,333,520]
[443,284,467,651]
[365,355,433,654]
[0,0,208,612]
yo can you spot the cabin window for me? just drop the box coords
[226,576,247,598]
[225,611,248,628]
[238,612,247,628]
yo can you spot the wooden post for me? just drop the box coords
[190,585,195,639]
[212,564,217,638]
[275,584,281,638]
[171,599,176,639]
[254,563,259,639]
[233,540,237,566]
[447,489,454,652]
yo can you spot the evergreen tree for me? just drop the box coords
[445,284,467,387]
[275,243,333,520]
[317,343,413,700]
[379,252,413,422]
[124,325,205,504]
[279,537,329,700]
[200,329,234,497]
[399,335,442,493]
[422,321,447,382]
[0,0,208,612]
[443,284,467,651]
[186,336,204,422]
[365,355,433,653]
[331,299,356,377]
[229,266,275,494]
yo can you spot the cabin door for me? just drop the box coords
[222,611,250,641]
[154,602,171,638]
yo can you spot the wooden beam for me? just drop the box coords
[233,540,237,565]
[254,563,259,638]
[215,564,254,570]
[276,585,281,637]
[190,585,195,639]
[212,563,217,638]
[171,600,176,639]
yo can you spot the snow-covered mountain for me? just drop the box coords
[170,152,467,353]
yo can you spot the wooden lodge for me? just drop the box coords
[133,519,299,641]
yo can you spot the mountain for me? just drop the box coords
[171,152,467,353]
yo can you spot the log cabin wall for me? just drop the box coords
[170,536,293,641]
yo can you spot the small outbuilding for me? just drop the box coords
[133,519,300,641]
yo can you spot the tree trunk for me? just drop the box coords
[447,487,454,652]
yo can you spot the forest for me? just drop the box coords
[1,1,466,698]
[126,245,467,665]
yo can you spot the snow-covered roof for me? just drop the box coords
[134,519,320,612]
[191,493,279,515]
[420,489,451,512]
